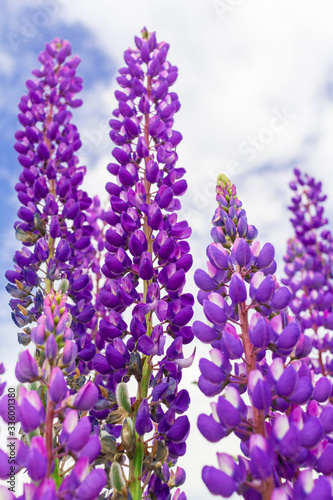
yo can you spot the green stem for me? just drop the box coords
[130,438,144,500]
[141,358,152,402]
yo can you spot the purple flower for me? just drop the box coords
[67,417,92,453]
[294,469,332,500]
[316,443,333,475]
[234,238,252,267]
[194,269,217,292]
[27,436,48,481]
[95,28,194,494]
[312,376,332,402]
[49,367,68,403]
[202,465,237,497]
[319,405,333,433]
[221,324,244,359]
[192,320,219,343]
[256,242,275,269]
[249,434,273,479]
[193,174,324,498]
[0,450,16,480]
[6,38,100,345]
[248,370,272,411]
[197,413,226,443]
[229,272,247,304]
[249,313,272,348]
[166,416,190,443]
[282,169,333,374]
[74,468,107,500]
[249,272,275,304]
[135,399,153,436]
[203,293,228,325]
[73,381,98,411]
[15,350,41,383]
[17,387,45,433]
[59,457,106,499]
[77,434,101,464]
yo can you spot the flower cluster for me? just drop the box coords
[282,169,333,377]
[0,291,106,500]
[5,38,99,342]
[4,28,333,500]
[91,27,194,499]
[194,174,333,499]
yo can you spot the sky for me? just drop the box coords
[1,1,333,498]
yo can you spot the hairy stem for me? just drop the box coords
[238,296,274,499]
[45,397,56,477]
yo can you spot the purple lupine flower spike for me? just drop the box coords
[193,174,333,499]
[282,169,333,376]
[5,38,102,345]
[94,27,193,498]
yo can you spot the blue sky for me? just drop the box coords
[2,1,333,498]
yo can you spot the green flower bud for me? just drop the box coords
[58,278,69,294]
[110,461,125,492]
[116,382,132,414]
[121,417,136,459]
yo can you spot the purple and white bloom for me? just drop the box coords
[17,386,45,433]
[193,174,333,498]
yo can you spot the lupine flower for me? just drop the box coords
[15,349,41,383]
[1,291,106,498]
[16,386,45,433]
[93,27,193,498]
[193,174,333,499]
[6,28,333,500]
[282,169,333,376]
[5,38,102,348]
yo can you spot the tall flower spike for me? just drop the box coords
[5,38,100,343]
[97,28,193,500]
[194,174,333,499]
[282,168,333,376]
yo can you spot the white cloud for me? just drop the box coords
[0,51,15,76]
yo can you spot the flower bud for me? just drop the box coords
[110,461,125,492]
[45,334,57,361]
[49,367,67,403]
[135,398,153,436]
[121,417,136,459]
[116,382,132,414]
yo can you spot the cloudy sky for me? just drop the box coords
[1,1,333,498]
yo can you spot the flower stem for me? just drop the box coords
[45,397,56,477]
[130,437,145,500]
[238,300,274,500]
